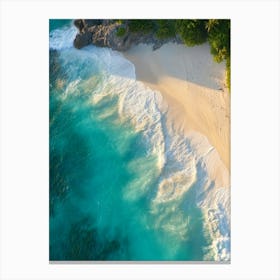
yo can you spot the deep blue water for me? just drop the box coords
[49,20,230,261]
[49,19,72,32]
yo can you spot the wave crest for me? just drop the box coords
[50,26,77,50]
[51,26,230,261]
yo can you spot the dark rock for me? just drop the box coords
[73,20,184,51]
[152,41,162,51]
[107,25,132,51]
[73,32,92,49]
[84,19,103,27]
[102,19,114,25]
[74,19,85,33]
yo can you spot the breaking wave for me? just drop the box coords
[49,23,230,261]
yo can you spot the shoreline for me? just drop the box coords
[50,21,231,261]
[123,42,230,171]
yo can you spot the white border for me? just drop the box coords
[1,1,279,279]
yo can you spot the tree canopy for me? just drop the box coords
[175,19,208,46]
[112,19,231,89]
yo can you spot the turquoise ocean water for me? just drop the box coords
[49,20,230,261]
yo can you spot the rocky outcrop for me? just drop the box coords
[73,19,127,50]
[74,32,93,49]
[73,19,182,51]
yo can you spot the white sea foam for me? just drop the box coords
[188,132,230,261]
[101,51,231,261]
[108,49,136,80]
[49,27,230,261]
[49,25,78,50]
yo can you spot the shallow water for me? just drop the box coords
[49,20,230,261]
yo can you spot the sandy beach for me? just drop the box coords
[123,43,230,171]
[49,20,231,262]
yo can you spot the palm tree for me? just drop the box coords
[205,19,219,32]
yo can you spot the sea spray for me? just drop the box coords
[49,21,230,261]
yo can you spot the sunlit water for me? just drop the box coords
[49,20,230,261]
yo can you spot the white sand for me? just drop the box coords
[123,43,230,172]
[123,43,230,260]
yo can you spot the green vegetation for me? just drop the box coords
[175,19,230,90]
[226,57,230,91]
[112,19,231,90]
[207,20,230,62]
[175,20,208,46]
[155,20,176,39]
[206,20,230,89]
[116,27,126,37]
[128,20,155,34]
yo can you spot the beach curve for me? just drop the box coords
[123,42,230,171]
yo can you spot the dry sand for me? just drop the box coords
[123,43,230,171]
